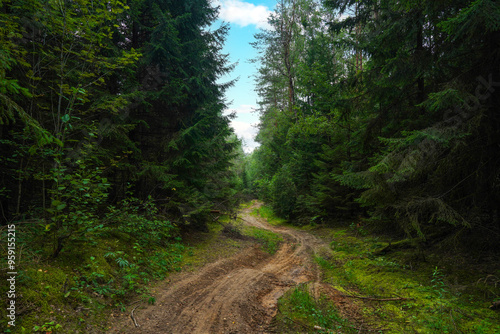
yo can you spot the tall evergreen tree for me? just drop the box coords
[1,0,241,234]
[249,0,500,245]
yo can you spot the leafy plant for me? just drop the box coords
[33,321,62,333]
[431,267,448,299]
[276,285,355,333]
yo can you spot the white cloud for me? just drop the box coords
[214,0,272,30]
[227,105,260,153]
[231,120,259,153]
[225,104,256,115]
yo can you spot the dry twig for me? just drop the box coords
[341,294,414,302]
[131,304,142,328]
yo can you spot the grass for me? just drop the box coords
[237,203,283,254]
[0,204,269,333]
[313,227,500,333]
[251,204,286,226]
[181,215,255,269]
[0,226,185,333]
[244,226,283,254]
[273,284,358,333]
[0,211,261,333]
[248,203,362,332]
[6,200,497,333]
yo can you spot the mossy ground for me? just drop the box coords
[252,203,500,333]
[1,225,185,333]
[0,206,280,333]
[180,214,257,269]
[311,226,500,333]
[272,284,359,334]
[4,202,498,333]
[251,204,287,226]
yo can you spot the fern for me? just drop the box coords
[395,197,470,239]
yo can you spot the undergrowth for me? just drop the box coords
[0,197,185,333]
[255,202,500,333]
[0,201,277,333]
[244,226,282,254]
[314,228,500,333]
[251,204,286,226]
[274,284,357,333]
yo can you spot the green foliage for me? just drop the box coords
[106,196,177,246]
[0,2,242,332]
[431,267,448,299]
[270,167,297,218]
[0,194,185,331]
[245,226,283,254]
[45,156,111,257]
[275,284,355,333]
[317,227,500,333]
[248,0,500,244]
[1,0,240,231]
[251,203,287,226]
[439,0,500,41]
[33,321,62,333]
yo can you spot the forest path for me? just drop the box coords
[107,201,335,334]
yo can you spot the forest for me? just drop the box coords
[1,0,500,332]
[247,0,500,247]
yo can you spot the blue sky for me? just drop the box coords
[211,0,277,153]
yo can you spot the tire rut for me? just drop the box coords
[108,203,329,334]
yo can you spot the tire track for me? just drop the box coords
[108,202,330,334]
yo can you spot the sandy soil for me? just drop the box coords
[107,202,353,334]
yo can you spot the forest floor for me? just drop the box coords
[106,201,500,334]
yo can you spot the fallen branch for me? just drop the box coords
[131,304,142,328]
[278,307,377,332]
[128,300,142,306]
[341,294,414,302]
[313,325,336,333]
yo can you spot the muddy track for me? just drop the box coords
[108,203,332,334]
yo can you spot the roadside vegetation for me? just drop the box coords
[251,205,287,226]
[252,201,500,334]
[0,206,274,333]
[275,284,358,334]
[1,197,186,333]
[1,0,247,332]
[0,199,280,333]
[2,0,500,332]
[316,227,500,333]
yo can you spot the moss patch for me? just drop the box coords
[0,220,184,333]
[272,284,358,333]
[251,203,287,226]
[242,226,283,254]
[180,215,256,269]
[313,227,500,333]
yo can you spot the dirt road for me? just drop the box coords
[108,203,333,333]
